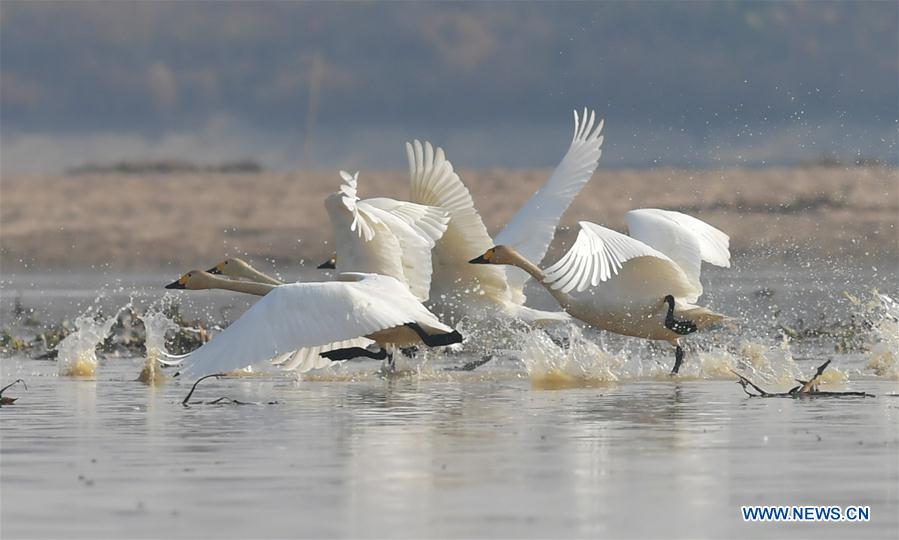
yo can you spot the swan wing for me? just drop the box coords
[177,275,440,378]
[325,176,408,288]
[495,108,605,297]
[406,140,513,304]
[625,209,730,297]
[357,202,438,301]
[363,197,449,247]
[543,221,686,294]
[334,170,379,241]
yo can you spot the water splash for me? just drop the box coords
[57,306,125,377]
[136,306,180,385]
[863,293,899,379]
[518,325,626,389]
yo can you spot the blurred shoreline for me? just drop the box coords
[1,166,896,272]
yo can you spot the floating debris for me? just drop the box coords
[180,373,277,407]
[0,379,27,406]
[732,360,874,398]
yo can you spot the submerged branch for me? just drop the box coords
[181,373,226,407]
[180,373,277,407]
[0,378,27,405]
[732,360,875,398]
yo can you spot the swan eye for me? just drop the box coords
[483,249,494,261]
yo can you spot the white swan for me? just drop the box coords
[323,171,450,301]
[164,270,462,379]
[207,257,284,285]
[469,209,731,374]
[406,108,605,324]
[165,269,369,372]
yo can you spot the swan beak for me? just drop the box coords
[165,275,187,289]
[317,256,336,270]
[207,263,223,275]
[469,249,494,265]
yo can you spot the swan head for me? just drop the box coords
[469,245,515,265]
[317,253,337,269]
[207,257,252,277]
[165,270,215,290]
[663,294,676,308]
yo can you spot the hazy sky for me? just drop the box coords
[1,1,896,173]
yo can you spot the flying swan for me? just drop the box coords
[469,209,731,374]
[165,270,462,379]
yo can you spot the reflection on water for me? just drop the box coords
[1,358,896,539]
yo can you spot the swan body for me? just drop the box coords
[325,171,449,301]
[470,210,731,373]
[165,270,461,378]
[406,108,604,325]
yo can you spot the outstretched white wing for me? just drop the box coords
[177,274,441,378]
[325,174,407,289]
[326,171,449,301]
[406,140,514,307]
[625,209,730,297]
[495,108,605,297]
[543,221,693,298]
[356,202,440,301]
[363,198,449,247]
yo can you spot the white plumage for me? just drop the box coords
[495,108,605,297]
[176,273,457,379]
[325,171,449,301]
[406,108,605,324]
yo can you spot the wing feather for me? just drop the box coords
[543,221,680,294]
[495,108,605,297]
[625,209,731,298]
[406,140,514,309]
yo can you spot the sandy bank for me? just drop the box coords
[1,166,896,271]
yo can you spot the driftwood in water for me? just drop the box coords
[0,379,27,406]
[732,360,875,398]
[181,373,277,407]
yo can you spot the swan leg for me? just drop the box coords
[320,347,388,362]
[670,344,685,375]
[387,351,396,372]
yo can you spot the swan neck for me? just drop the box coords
[506,249,577,308]
[505,249,546,282]
[243,265,283,286]
[205,275,276,296]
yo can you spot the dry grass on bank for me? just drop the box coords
[1,166,896,271]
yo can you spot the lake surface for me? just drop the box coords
[1,354,897,539]
[1,263,897,538]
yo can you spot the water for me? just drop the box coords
[1,264,898,538]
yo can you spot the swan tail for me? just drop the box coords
[680,305,729,330]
